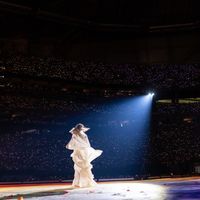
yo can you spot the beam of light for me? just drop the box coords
[97,95,154,176]
[64,95,154,178]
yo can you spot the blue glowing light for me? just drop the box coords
[66,95,154,176]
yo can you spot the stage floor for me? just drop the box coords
[1,177,200,200]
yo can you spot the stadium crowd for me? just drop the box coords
[0,56,199,181]
[1,56,200,89]
[0,99,200,182]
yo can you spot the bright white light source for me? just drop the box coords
[148,93,154,97]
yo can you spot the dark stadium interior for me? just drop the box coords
[0,0,200,185]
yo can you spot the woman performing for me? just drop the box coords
[66,123,103,187]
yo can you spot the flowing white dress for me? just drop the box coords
[66,130,102,187]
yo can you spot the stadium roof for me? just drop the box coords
[0,0,200,33]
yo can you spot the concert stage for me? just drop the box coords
[1,177,200,200]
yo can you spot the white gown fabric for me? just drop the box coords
[66,129,102,187]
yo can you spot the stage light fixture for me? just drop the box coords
[148,93,154,97]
